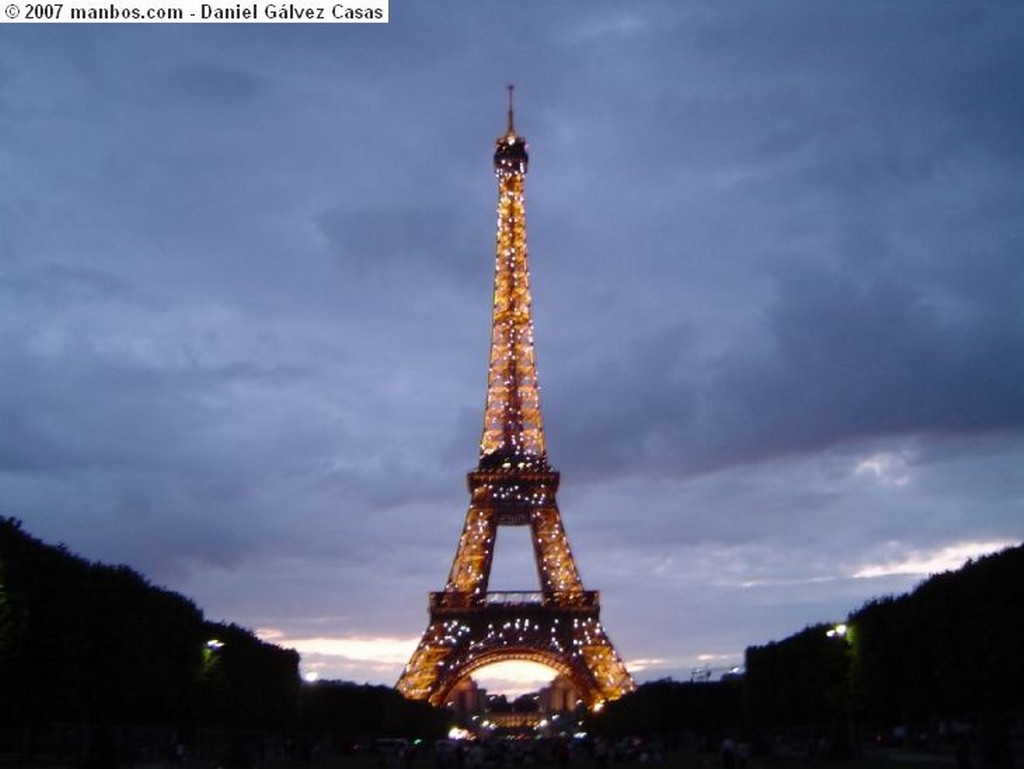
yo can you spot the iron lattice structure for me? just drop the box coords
[396,91,634,711]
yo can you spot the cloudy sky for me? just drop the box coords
[2,3,1023,693]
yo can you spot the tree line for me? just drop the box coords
[0,517,447,763]
[745,544,1023,745]
[590,543,1023,767]
[588,677,744,750]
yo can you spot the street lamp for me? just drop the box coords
[826,623,856,755]
[826,624,848,639]
[202,638,224,674]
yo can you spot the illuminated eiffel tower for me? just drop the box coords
[396,89,634,711]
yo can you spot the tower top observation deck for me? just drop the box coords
[494,84,528,175]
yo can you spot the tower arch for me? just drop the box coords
[436,648,576,708]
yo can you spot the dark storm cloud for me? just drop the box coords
[548,233,1024,480]
[745,253,1023,434]
[529,1,1024,483]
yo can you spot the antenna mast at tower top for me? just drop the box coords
[506,84,515,134]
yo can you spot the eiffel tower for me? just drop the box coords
[396,88,634,711]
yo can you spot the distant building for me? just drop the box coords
[538,675,578,713]
[446,677,486,715]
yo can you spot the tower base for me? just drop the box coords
[396,591,633,710]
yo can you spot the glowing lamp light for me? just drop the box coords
[826,623,848,639]
[205,639,224,650]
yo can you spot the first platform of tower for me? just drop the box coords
[494,84,528,175]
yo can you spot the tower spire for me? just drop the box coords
[506,83,515,135]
